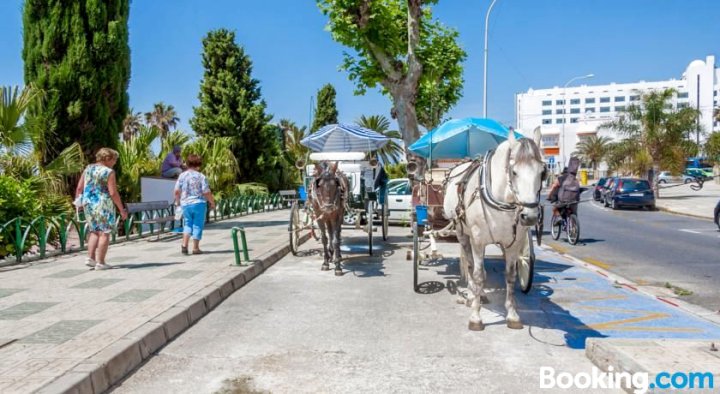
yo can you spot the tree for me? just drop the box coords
[355,115,404,165]
[310,84,339,132]
[122,109,143,142]
[145,102,179,139]
[23,0,130,162]
[704,132,720,165]
[191,29,282,185]
[602,88,700,188]
[0,84,43,155]
[714,107,720,124]
[117,125,160,202]
[573,135,611,175]
[184,136,238,196]
[318,0,466,169]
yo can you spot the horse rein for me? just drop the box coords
[311,170,344,215]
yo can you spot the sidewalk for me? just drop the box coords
[0,209,300,394]
[654,179,719,220]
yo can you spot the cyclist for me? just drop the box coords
[547,157,581,223]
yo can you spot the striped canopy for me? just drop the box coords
[300,123,389,152]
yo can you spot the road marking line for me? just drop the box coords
[584,257,612,270]
[585,312,669,330]
[679,229,701,234]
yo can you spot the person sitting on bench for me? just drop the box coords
[161,145,185,178]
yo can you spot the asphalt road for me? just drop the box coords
[540,190,720,311]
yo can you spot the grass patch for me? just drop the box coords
[665,282,694,296]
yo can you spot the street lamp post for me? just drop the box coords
[482,0,499,118]
[560,73,594,169]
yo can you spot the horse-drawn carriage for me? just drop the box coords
[287,124,391,274]
[407,118,547,330]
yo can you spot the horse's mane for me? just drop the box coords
[512,138,542,165]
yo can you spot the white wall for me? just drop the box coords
[141,177,176,203]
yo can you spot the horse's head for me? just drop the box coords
[504,127,546,226]
[313,161,343,213]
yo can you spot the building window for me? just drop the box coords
[570,108,580,114]
[556,109,565,114]
[570,118,579,123]
[614,96,625,102]
[542,109,552,115]
[556,99,565,105]
[585,98,596,104]
[630,95,640,101]
[555,118,565,124]
[570,99,580,105]
[542,119,552,125]
[542,100,552,106]
[615,105,625,111]
[600,97,610,103]
[677,102,689,109]
[677,92,689,99]
[585,108,596,113]
[600,107,611,113]
[541,136,558,146]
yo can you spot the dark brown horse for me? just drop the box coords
[310,162,348,275]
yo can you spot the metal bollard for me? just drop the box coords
[231,226,250,265]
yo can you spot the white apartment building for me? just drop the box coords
[515,55,720,172]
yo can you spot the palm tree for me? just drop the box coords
[573,135,611,176]
[144,102,179,139]
[122,109,143,141]
[117,125,161,201]
[602,88,699,186]
[279,119,309,163]
[160,130,192,160]
[0,84,43,154]
[355,115,404,165]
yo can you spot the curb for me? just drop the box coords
[535,243,720,327]
[655,204,714,221]
[37,232,311,394]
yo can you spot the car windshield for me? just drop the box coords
[597,178,607,186]
[388,181,410,195]
[619,179,650,191]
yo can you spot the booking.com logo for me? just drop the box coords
[540,366,714,393]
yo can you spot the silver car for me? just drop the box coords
[657,171,694,184]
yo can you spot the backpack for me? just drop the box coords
[558,173,580,202]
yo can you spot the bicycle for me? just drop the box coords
[550,201,580,245]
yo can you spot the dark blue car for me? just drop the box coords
[603,178,655,210]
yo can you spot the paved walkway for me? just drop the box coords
[655,179,719,220]
[0,209,295,394]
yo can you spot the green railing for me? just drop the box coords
[0,192,288,265]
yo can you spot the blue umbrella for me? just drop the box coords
[408,118,524,159]
[301,123,389,152]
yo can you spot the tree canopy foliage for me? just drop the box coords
[311,84,339,132]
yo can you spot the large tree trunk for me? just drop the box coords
[392,89,426,179]
[652,162,661,198]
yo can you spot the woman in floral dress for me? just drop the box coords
[75,148,127,270]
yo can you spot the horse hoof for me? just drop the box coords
[507,320,524,330]
[334,270,343,276]
[468,321,485,331]
[321,265,330,271]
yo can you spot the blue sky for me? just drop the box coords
[1,0,718,135]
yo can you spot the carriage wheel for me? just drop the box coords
[535,205,544,246]
[381,194,389,241]
[517,229,535,294]
[413,221,420,292]
[301,203,319,241]
[366,201,374,256]
[289,201,301,256]
[567,214,580,245]
[550,214,561,240]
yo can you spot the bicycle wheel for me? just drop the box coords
[288,201,301,255]
[550,214,561,240]
[567,214,580,245]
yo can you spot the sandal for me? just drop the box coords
[181,246,189,255]
[192,249,203,255]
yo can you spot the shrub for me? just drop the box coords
[233,183,269,197]
[0,176,42,258]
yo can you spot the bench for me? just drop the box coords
[278,190,297,207]
[125,201,177,240]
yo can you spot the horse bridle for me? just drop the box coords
[312,170,343,214]
[480,148,546,212]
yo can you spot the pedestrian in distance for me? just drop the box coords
[174,154,216,255]
[74,148,128,270]
[161,145,185,178]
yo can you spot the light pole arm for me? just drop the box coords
[482,0,499,118]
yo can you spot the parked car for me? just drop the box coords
[683,168,713,181]
[657,171,694,184]
[385,178,412,223]
[592,177,609,201]
[603,178,655,210]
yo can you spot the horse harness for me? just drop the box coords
[451,148,546,248]
[311,169,346,221]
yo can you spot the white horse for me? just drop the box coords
[443,128,545,331]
